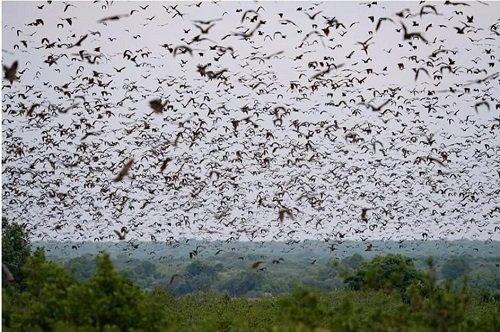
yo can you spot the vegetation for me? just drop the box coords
[3,251,499,331]
[441,255,471,280]
[344,254,424,297]
[2,217,32,290]
[2,217,499,331]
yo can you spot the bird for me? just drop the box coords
[114,227,128,240]
[2,0,498,260]
[358,99,390,112]
[160,158,172,173]
[361,208,370,222]
[26,104,40,117]
[278,208,293,222]
[68,34,88,48]
[413,67,430,81]
[375,17,395,32]
[58,103,80,114]
[304,11,322,20]
[194,23,216,34]
[189,245,205,259]
[474,101,490,113]
[444,1,470,6]
[113,159,134,182]
[400,22,428,43]
[149,99,168,114]
[3,61,18,84]
[169,273,185,285]
[419,4,439,17]
[252,261,265,269]
[192,18,222,25]
[97,14,129,23]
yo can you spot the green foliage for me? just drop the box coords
[3,253,500,332]
[478,289,500,304]
[344,254,424,295]
[3,248,75,331]
[341,253,364,270]
[467,267,500,290]
[31,238,500,298]
[2,217,32,290]
[404,260,500,332]
[217,270,264,297]
[441,255,471,281]
[2,250,169,332]
[185,260,209,276]
[3,233,499,331]
[64,254,97,281]
[277,287,329,330]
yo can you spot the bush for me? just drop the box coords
[344,254,424,296]
[2,217,32,290]
[2,250,169,331]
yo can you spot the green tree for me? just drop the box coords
[467,268,500,290]
[404,259,488,332]
[2,217,32,290]
[344,254,424,295]
[277,287,329,330]
[182,260,218,292]
[64,254,97,281]
[3,247,75,331]
[3,250,169,331]
[185,260,212,277]
[66,253,163,331]
[217,270,264,297]
[441,256,471,281]
[341,253,364,270]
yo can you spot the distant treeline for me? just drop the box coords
[30,239,500,297]
[33,238,500,262]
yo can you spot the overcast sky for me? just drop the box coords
[2,1,499,245]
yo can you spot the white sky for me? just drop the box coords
[1,1,500,245]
